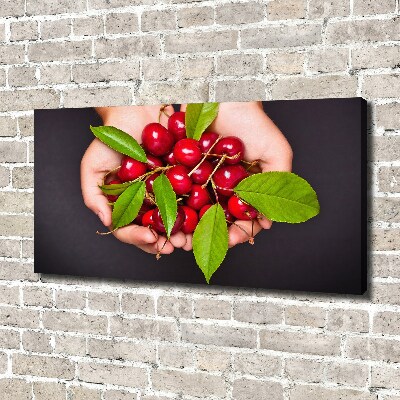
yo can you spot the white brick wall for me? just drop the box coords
[0,0,399,399]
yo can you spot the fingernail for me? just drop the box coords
[97,212,105,225]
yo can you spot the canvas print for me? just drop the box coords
[34,98,367,294]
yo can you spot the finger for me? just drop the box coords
[159,105,175,128]
[169,231,187,248]
[113,225,158,246]
[182,234,193,251]
[258,215,273,230]
[156,236,175,255]
[228,220,262,248]
[180,104,187,112]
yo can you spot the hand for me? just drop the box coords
[181,101,293,249]
[81,105,187,255]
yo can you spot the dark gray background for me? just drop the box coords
[34,98,367,294]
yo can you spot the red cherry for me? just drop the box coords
[199,204,212,219]
[152,206,185,235]
[191,160,213,185]
[146,154,164,170]
[173,138,202,167]
[141,209,154,227]
[181,206,199,234]
[186,184,211,210]
[145,172,160,193]
[142,123,174,156]
[165,165,192,195]
[164,151,177,165]
[214,136,244,164]
[213,165,248,196]
[199,132,219,153]
[118,156,147,182]
[221,201,235,224]
[134,203,153,224]
[168,112,186,142]
[106,179,121,202]
[228,195,258,220]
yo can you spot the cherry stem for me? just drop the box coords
[96,227,119,236]
[159,104,172,123]
[210,179,219,203]
[148,226,161,259]
[206,152,241,161]
[102,165,122,185]
[188,136,222,177]
[201,154,227,188]
[243,159,260,171]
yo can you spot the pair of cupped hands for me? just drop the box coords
[81,102,293,256]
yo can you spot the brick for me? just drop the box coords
[371,198,400,223]
[10,21,38,41]
[40,64,71,85]
[216,53,263,76]
[55,334,87,356]
[370,136,400,162]
[26,0,87,15]
[79,362,148,388]
[152,369,227,397]
[70,386,102,400]
[88,338,156,363]
[241,24,322,49]
[290,385,375,400]
[28,41,92,63]
[232,378,283,400]
[18,115,33,137]
[142,58,177,81]
[353,0,396,15]
[28,142,34,163]
[326,19,399,44]
[373,311,400,335]
[0,191,33,213]
[22,331,52,353]
[378,167,400,193]
[307,48,349,73]
[194,298,231,320]
[196,348,230,372]
[74,16,104,37]
[285,358,325,382]
[0,261,37,282]
[0,215,33,237]
[346,336,400,362]
[234,352,281,377]
[0,239,20,258]
[22,240,33,258]
[177,7,214,28]
[106,13,139,34]
[267,0,306,20]
[0,379,32,400]
[372,254,400,278]
[325,361,369,387]
[371,229,400,252]
[182,322,257,348]
[63,86,131,108]
[13,354,75,379]
[121,293,155,315]
[266,52,305,74]
[376,103,400,130]
[0,352,8,373]
[260,330,340,356]
[0,89,60,112]
[104,390,137,400]
[158,343,194,369]
[234,301,282,324]
[0,328,20,349]
[0,166,9,187]
[271,75,357,99]
[138,80,209,104]
[73,60,140,83]
[88,291,119,312]
[110,316,179,341]
[285,305,326,328]
[0,69,6,86]
[89,0,152,9]
[141,10,176,32]
[179,57,214,79]
[0,116,18,137]
[12,166,33,187]
[0,285,19,305]
[96,36,160,59]
[309,0,350,17]
[352,45,400,70]
[0,141,26,162]
[363,74,400,99]
[216,80,265,102]
[327,309,369,333]
[165,31,238,54]
[216,2,265,25]
[56,289,86,310]
[43,311,108,335]
[40,19,71,40]
[0,44,25,65]
[0,306,39,328]
[23,286,53,307]
[11,66,37,88]
[0,0,25,18]
[371,365,400,390]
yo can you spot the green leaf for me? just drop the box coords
[112,181,145,229]
[192,204,228,284]
[90,125,147,162]
[153,174,177,238]
[100,181,133,196]
[185,103,219,140]
[234,171,320,223]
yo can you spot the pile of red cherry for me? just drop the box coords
[106,111,258,236]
